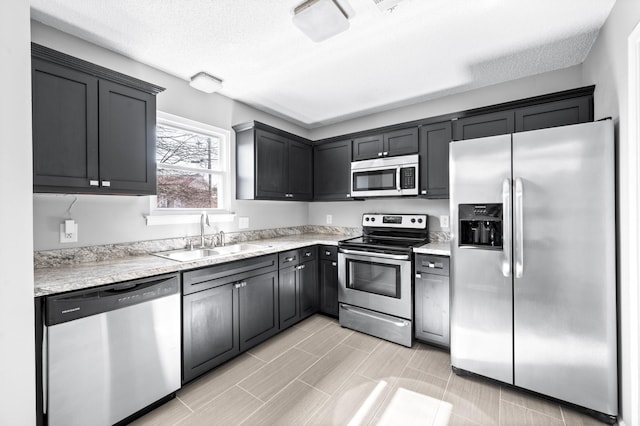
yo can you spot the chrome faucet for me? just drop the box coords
[218,230,225,247]
[200,212,209,248]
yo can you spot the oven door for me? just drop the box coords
[338,249,412,319]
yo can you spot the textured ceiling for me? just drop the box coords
[30,0,616,128]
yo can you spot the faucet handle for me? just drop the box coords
[186,239,194,250]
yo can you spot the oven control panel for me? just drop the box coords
[362,213,427,229]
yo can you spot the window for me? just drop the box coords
[155,112,230,211]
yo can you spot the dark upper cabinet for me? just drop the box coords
[31,44,163,195]
[235,121,313,201]
[352,127,418,160]
[313,139,352,201]
[98,80,156,194]
[419,121,452,199]
[453,111,515,141]
[514,96,592,132]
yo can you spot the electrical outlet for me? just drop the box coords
[59,221,78,243]
[238,216,249,229]
[326,214,332,225]
[440,215,450,229]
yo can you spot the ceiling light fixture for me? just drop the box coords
[292,0,350,42]
[189,72,223,93]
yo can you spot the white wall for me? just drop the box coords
[0,1,35,425]
[582,1,640,424]
[31,21,311,251]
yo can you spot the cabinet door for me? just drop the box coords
[415,272,450,348]
[299,260,318,320]
[319,259,339,317]
[514,97,592,132]
[279,266,299,329]
[384,127,419,157]
[183,283,240,383]
[288,139,313,200]
[255,129,288,198]
[32,58,99,191]
[419,121,452,198]
[314,140,352,201]
[98,80,156,194]
[352,134,384,161]
[453,111,515,141]
[239,271,279,352]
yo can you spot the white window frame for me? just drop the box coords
[147,111,232,224]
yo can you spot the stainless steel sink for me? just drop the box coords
[153,243,268,262]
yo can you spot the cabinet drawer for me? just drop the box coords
[183,254,278,294]
[299,246,317,263]
[415,254,449,276]
[279,249,300,268]
[319,245,338,261]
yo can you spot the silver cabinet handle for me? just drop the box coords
[304,251,312,257]
[89,180,99,186]
[339,248,410,261]
[325,251,331,256]
[415,272,422,278]
[383,151,389,156]
[241,281,247,287]
[377,152,383,157]
[234,283,241,289]
[340,304,410,327]
[331,262,337,267]
[284,256,295,263]
[297,264,305,270]
[346,194,351,198]
[502,178,512,278]
[102,180,111,187]
[515,177,524,278]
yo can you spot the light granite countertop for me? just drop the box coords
[413,242,451,256]
[34,233,452,297]
[34,234,344,297]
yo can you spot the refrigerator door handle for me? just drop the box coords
[502,178,512,277]
[515,177,524,278]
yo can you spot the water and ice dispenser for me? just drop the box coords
[458,204,503,249]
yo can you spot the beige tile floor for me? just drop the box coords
[131,314,609,426]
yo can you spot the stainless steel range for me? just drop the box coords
[338,213,428,347]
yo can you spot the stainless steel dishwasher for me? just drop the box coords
[44,274,181,426]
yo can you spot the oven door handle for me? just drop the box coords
[339,248,410,261]
[340,304,410,327]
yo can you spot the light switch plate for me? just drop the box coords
[59,222,78,243]
[326,214,333,225]
[238,216,249,229]
[439,215,450,229]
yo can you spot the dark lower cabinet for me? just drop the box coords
[182,255,278,383]
[319,246,339,317]
[419,121,452,198]
[183,282,239,383]
[239,271,279,351]
[314,139,353,201]
[278,247,318,329]
[414,254,450,348]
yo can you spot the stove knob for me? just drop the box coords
[411,218,416,223]
[371,217,376,222]
[365,217,370,221]
[418,218,423,223]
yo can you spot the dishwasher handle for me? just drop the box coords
[46,274,180,326]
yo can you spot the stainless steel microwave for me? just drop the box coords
[351,154,419,197]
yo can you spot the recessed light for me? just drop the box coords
[189,72,223,93]
[292,0,350,42]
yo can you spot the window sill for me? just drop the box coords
[145,212,235,226]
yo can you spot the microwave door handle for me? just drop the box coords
[397,167,401,192]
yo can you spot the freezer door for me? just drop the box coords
[450,134,513,384]
[512,121,617,416]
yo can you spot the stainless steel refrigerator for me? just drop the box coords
[449,120,617,419]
